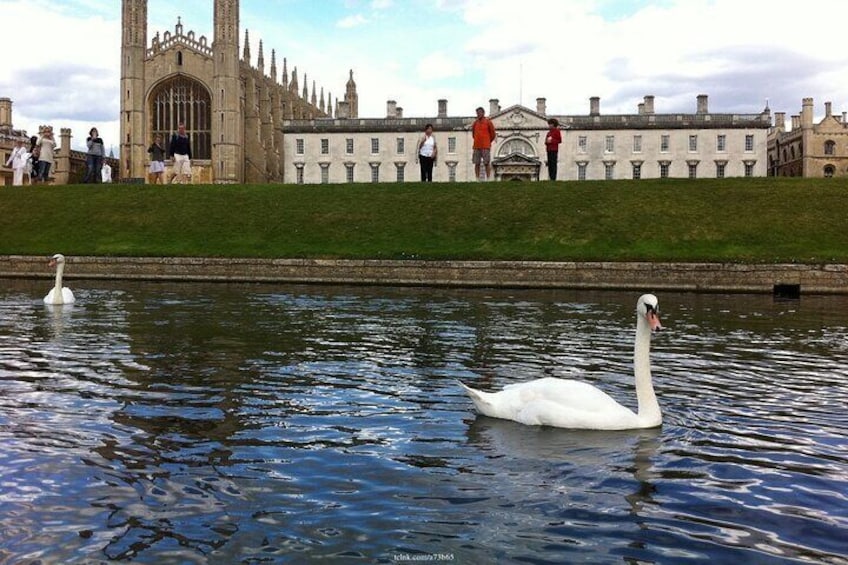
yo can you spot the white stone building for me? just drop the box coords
[282,95,771,183]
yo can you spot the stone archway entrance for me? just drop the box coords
[492,153,542,181]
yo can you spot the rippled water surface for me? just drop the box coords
[1,279,847,564]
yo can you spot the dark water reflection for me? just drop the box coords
[1,279,847,564]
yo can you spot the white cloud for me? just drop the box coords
[371,0,393,9]
[336,14,368,28]
[416,52,464,82]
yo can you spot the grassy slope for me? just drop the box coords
[1,177,846,262]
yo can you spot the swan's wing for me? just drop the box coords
[61,288,76,303]
[43,289,56,304]
[502,377,639,429]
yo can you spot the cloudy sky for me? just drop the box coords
[1,0,846,152]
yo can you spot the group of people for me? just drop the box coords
[4,127,57,186]
[416,106,562,182]
[147,122,192,184]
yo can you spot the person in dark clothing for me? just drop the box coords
[83,127,105,183]
[168,122,192,184]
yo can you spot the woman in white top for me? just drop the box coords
[5,139,30,186]
[417,123,438,182]
[36,128,56,184]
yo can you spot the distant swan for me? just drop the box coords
[44,253,75,305]
[460,294,663,430]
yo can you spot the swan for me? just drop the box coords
[460,293,663,430]
[44,253,75,305]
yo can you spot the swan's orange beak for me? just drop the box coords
[647,311,662,332]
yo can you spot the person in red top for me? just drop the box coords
[472,106,496,180]
[545,118,562,180]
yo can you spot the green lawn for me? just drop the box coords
[1,177,846,262]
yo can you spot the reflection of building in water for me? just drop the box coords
[283,94,770,183]
[120,0,355,184]
[767,97,848,178]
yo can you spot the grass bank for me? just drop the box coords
[1,177,846,262]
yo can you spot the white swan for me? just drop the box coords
[44,253,76,305]
[460,293,663,430]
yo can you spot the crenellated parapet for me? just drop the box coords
[147,17,213,58]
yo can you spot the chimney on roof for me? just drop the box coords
[825,101,832,117]
[536,97,547,115]
[589,96,600,116]
[697,94,709,114]
[489,98,500,116]
[638,102,645,115]
[644,95,655,114]
[387,100,397,118]
[801,97,814,128]
[0,97,11,128]
[438,99,448,118]
[791,115,800,130]
[396,107,403,118]
[775,112,786,131]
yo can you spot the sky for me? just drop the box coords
[1,0,847,153]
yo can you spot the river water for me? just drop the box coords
[0,279,846,564]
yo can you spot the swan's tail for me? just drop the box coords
[458,381,495,415]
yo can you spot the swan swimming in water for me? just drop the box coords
[44,253,75,305]
[460,294,663,430]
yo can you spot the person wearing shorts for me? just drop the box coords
[472,107,496,181]
[148,134,166,184]
[168,122,192,184]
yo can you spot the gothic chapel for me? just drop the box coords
[120,0,357,183]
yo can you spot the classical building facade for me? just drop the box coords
[283,95,771,184]
[768,97,848,178]
[120,0,356,184]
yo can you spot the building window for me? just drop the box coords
[320,139,329,155]
[447,162,457,182]
[396,137,405,154]
[744,161,755,177]
[345,138,354,154]
[745,134,754,152]
[715,161,726,178]
[499,137,536,157]
[604,161,615,180]
[295,138,305,155]
[448,137,457,154]
[149,75,212,159]
[824,140,836,155]
[371,138,379,154]
[395,162,405,182]
[345,163,355,183]
[370,162,380,183]
[632,135,642,153]
[717,134,727,152]
[659,161,670,178]
[578,136,588,153]
[295,165,304,185]
[320,163,329,184]
[631,162,642,179]
[577,162,587,181]
[605,135,614,153]
[660,134,670,153]
[824,165,835,177]
[689,135,698,152]
[688,162,698,179]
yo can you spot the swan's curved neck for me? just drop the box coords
[53,262,65,294]
[634,316,660,424]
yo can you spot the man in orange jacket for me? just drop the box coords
[472,106,496,181]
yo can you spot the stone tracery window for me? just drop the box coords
[149,75,212,159]
[824,140,836,156]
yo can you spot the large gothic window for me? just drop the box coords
[149,76,211,159]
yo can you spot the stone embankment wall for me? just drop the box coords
[2,256,847,294]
